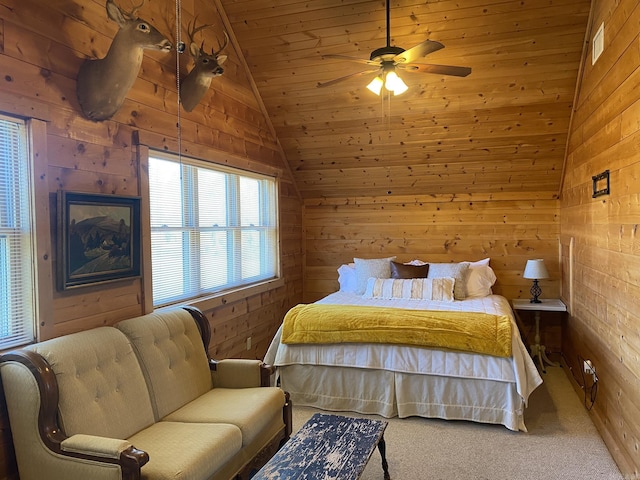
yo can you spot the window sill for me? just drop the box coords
[156,277,285,313]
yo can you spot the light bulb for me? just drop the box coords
[366,76,383,95]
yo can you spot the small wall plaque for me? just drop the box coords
[592,170,610,198]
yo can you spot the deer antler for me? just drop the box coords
[187,17,229,58]
[212,31,229,56]
[187,17,214,48]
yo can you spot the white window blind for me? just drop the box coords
[148,152,278,307]
[0,114,36,349]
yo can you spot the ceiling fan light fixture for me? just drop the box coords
[366,75,384,95]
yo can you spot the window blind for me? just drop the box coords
[149,152,278,307]
[0,115,36,349]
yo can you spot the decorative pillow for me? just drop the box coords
[390,261,429,279]
[427,262,470,300]
[466,265,497,298]
[363,277,455,301]
[337,263,358,293]
[353,256,396,295]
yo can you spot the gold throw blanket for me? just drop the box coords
[281,304,512,358]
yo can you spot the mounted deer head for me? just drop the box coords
[179,20,228,112]
[76,0,172,121]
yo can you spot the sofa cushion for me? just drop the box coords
[116,309,213,420]
[128,421,242,480]
[27,327,155,440]
[162,387,286,447]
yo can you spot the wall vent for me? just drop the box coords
[592,22,604,65]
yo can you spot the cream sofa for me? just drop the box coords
[0,306,291,480]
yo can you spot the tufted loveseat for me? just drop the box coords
[0,306,291,480]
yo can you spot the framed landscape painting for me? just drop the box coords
[58,191,141,290]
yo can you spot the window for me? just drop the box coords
[148,152,279,307]
[0,114,36,349]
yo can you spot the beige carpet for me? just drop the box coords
[290,367,623,479]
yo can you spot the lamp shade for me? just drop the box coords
[385,70,408,94]
[523,259,549,280]
[366,76,383,95]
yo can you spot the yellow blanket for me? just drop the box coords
[281,304,512,358]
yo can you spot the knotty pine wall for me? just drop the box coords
[560,0,640,477]
[0,0,302,478]
[303,192,561,301]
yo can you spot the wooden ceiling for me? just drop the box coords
[219,0,592,198]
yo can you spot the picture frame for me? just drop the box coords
[58,191,141,290]
[591,169,610,198]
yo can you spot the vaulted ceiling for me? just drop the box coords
[219,0,592,198]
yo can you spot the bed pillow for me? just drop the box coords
[427,262,470,300]
[353,256,396,295]
[363,277,455,301]
[337,263,358,293]
[469,257,490,268]
[466,265,497,298]
[390,261,429,279]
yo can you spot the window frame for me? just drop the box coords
[146,149,282,309]
[0,113,52,348]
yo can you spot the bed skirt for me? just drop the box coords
[278,364,527,432]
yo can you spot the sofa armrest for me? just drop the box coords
[184,305,274,387]
[0,350,149,480]
[61,434,134,459]
[210,358,272,388]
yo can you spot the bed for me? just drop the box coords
[264,258,544,432]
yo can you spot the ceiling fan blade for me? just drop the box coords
[393,40,444,64]
[322,54,380,66]
[317,69,380,88]
[400,63,472,77]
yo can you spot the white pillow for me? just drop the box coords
[353,256,396,295]
[427,262,470,300]
[337,263,357,293]
[466,265,497,298]
[364,277,455,301]
[468,257,490,268]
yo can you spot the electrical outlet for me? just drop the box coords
[583,359,597,382]
[583,359,595,374]
[246,337,252,350]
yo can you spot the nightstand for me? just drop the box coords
[511,298,567,373]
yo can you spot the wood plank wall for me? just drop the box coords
[560,0,640,477]
[0,0,302,478]
[303,192,561,303]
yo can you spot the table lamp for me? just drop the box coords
[523,259,549,303]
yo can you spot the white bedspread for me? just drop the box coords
[265,293,542,404]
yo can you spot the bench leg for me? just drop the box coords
[377,435,390,480]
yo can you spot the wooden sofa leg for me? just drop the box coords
[283,392,293,441]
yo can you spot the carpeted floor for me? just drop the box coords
[290,367,623,479]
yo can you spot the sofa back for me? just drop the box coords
[116,308,213,420]
[27,326,156,440]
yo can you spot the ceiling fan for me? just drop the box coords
[317,0,471,95]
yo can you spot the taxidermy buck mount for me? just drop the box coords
[179,20,228,112]
[76,0,172,121]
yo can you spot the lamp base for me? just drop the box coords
[529,279,542,303]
